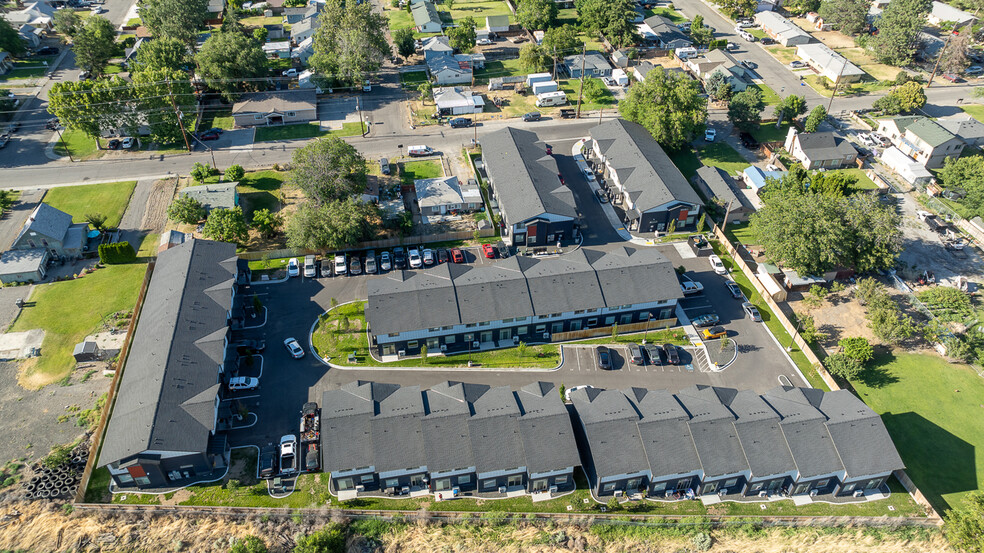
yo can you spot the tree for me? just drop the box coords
[689,15,714,46]
[872,81,927,114]
[53,9,82,38]
[86,212,108,231]
[517,341,528,358]
[0,17,26,56]
[289,136,368,203]
[784,0,821,14]
[750,193,851,275]
[285,198,378,250]
[719,0,757,18]
[803,105,828,132]
[542,24,581,58]
[418,80,433,102]
[618,66,707,150]
[139,0,209,49]
[420,343,428,362]
[939,155,984,217]
[727,87,764,132]
[870,0,932,66]
[575,0,639,48]
[251,208,281,237]
[516,0,557,30]
[203,207,250,246]
[843,193,904,273]
[167,195,207,224]
[73,16,119,76]
[611,322,619,340]
[195,30,269,101]
[940,31,971,75]
[447,16,477,52]
[309,0,391,88]
[606,497,621,511]
[945,491,984,552]
[869,304,915,343]
[191,162,213,183]
[817,0,870,35]
[225,164,245,181]
[839,336,874,364]
[393,27,416,59]
[229,536,268,553]
[823,352,864,379]
[293,525,345,553]
[133,36,190,73]
[444,0,455,9]
[252,27,269,43]
[774,94,807,124]
[696,213,706,233]
[130,68,196,144]
[519,43,550,73]
[799,315,828,343]
[47,77,137,146]
[705,71,727,100]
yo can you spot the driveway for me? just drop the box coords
[552,138,625,247]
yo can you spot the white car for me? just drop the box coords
[228,376,259,391]
[121,137,136,149]
[334,254,347,275]
[279,435,298,474]
[964,65,983,76]
[408,248,423,268]
[380,251,392,271]
[789,60,806,69]
[709,254,727,275]
[303,255,316,278]
[871,133,891,147]
[704,128,716,142]
[282,68,298,77]
[287,257,300,278]
[422,248,435,266]
[476,38,493,45]
[564,385,595,402]
[284,337,305,359]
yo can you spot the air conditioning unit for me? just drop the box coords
[809,489,818,497]
[440,344,447,352]
[397,350,406,358]
[355,485,365,492]
[513,336,519,344]
[758,490,768,498]
[549,486,558,493]
[718,489,727,497]
[614,490,623,497]
[542,332,550,340]
[472,341,480,349]
[853,490,864,498]
[451,487,460,496]
[498,486,507,493]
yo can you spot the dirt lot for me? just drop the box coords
[141,178,177,234]
[896,193,984,286]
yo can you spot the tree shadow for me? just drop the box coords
[856,349,901,388]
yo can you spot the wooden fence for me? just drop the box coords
[551,318,677,342]
[237,229,497,261]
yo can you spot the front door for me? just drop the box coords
[527,224,538,245]
[480,331,493,343]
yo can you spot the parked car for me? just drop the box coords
[380,250,392,271]
[349,256,362,275]
[709,255,727,275]
[680,276,704,296]
[760,37,776,45]
[629,343,645,365]
[364,251,377,274]
[942,73,960,83]
[450,248,464,263]
[393,248,407,269]
[662,343,680,365]
[691,313,720,327]
[283,338,305,359]
[704,128,716,142]
[496,242,509,258]
[725,280,742,299]
[107,139,122,150]
[121,137,136,149]
[303,254,316,278]
[259,445,278,479]
[742,301,762,321]
[871,133,891,147]
[320,258,331,277]
[964,65,983,76]
[37,46,59,56]
[437,248,449,264]
[287,257,300,277]
[476,37,493,45]
[523,112,542,122]
[481,243,496,258]
[407,145,434,157]
[596,189,609,203]
[421,248,435,265]
[228,376,259,391]
[282,68,298,77]
[334,254,347,275]
[644,344,663,365]
[789,60,805,69]
[740,59,757,69]
[449,117,472,128]
[726,42,739,51]
[702,326,727,340]
[198,131,220,141]
[380,158,390,175]
[596,346,611,370]
[279,435,298,474]
[408,248,423,268]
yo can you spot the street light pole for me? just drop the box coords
[643,312,653,345]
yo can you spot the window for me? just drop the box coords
[724,478,738,488]
[605,316,616,325]
[507,474,523,487]
[479,321,490,326]
[574,310,585,314]
[627,478,642,490]
[552,313,562,318]
[445,335,456,345]
[554,475,568,485]
[602,483,615,492]
[815,479,829,489]
[407,340,418,349]
[652,481,666,492]
[620,314,632,325]
[135,476,151,486]
[535,325,546,334]
[750,483,763,492]
[466,323,477,328]
[384,478,399,488]
[551,322,564,333]
[286,111,296,117]
[116,473,134,484]
[865,479,882,489]
[587,318,598,327]
[702,482,717,494]
[254,114,264,120]
[517,326,528,335]
[360,474,374,483]
[435,478,451,491]
[842,483,856,492]
[464,333,474,342]
[586,308,598,313]
[498,329,511,340]
[639,312,650,321]
[532,479,548,492]
[501,318,513,323]
[570,321,581,331]
[387,333,400,337]
[426,338,439,349]
[458,474,471,484]
[482,479,496,490]
[336,477,354,490]
[429,327,440,332]
[441,326,453,330]
[538,315,549,320]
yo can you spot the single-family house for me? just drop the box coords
[633,61,657,82]
[262,40,291,59]
[179,183,239,212]
[0,249,49,285]
[743,166,787,191]
[0,52,13,75]
[412,0,443,33]
[638,15,692,49]
[6,2,56,31]
[486,14,509,33]
[938,114,984,148]
[927,1,976,28]
[433,87,485,115]
[421,35,454,61]
[290,15,320,43]
[292,36,315,64]
[283,4,319,24]
[692,166,755,223]
[414,176,478,215]
[588,119,704,234]
[783,129,858,170]
[685,49,751,92]
[208,0,226,14]
[427,55,473,85]
[876,116,965,169]
[231,90,318,127]
[796,43,864,84]
[754,11,813,46]
[563,51,613,79]
[99,240,249,490]
[757,0,782,11]
[10,203,87,258]
[481,127,578,246]
[19,24,43,49]
[879,146,934,186]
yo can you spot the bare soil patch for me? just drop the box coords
[141,177,178,233]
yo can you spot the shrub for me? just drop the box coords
[98,241,137,264]
[225,164,245,181]
[191,162,213,183]
[838,336,873,364]
[43,444,72,468]
[824,352,863,379]
[228,536,267,553]
[692,532,713,551]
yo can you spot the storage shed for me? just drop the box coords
[73,340,100,362]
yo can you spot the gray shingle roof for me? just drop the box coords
[675,386,749,478]
[371,386,427,472]
[411,0,441,27]
[631,388,702,477]
[449,260,533,324]
[179,183,238,212]
[643,15,691,45]
[818,390,905,478]
[762,387,844,478]
[589,119,704,217]
[469,386,526,473]
[422,383,477,471]
[521,249,605,314]
[481,127,577,224]
[99,240,238,466]
[724,390,796,478]
[563,52,612,73]
[585,246,683,308]
[18,203,73,245]
[366,264,460,334]
[695,166,751,210]
[570,388,647,479]
[516,382,580,474]
[794,132,858,162]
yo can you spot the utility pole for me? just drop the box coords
[826,58,846,113]
[552,47,557,81]
[927,30,956,88]
[720,199,735,230]
[357,98,366,137]
[575,43,586,119]
[166,79,193,154]
[598,105,603,124]
[55,126,75,163]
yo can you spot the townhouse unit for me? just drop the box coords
[587,119,704,234]
[99,240,250,490]
[784,128,859,170]
[365,247,682,358]
[877,116,965,169]
[321,381,579,500]
[754,11,813,47]
[481,127,578,246]
[570,385,905,499]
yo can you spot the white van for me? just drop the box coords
[407,145,433,157]
[675,47,699,59]
[535,91,568,107]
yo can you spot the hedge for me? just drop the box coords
[98,242,137,264]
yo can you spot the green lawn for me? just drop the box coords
[445,0,513,22]
[400,159,443,185]
[11,263,146,387]
[239,15,282,26]
[961,104,984,124]
[697,143,749,176]
[570,328,688,346]
[722,220,757,245]
[643,7,685,22]
[54,128,103,160]
[669,147,702,179]
[247,256,293,271]
[237,170,286,215]
[473,58,526,83]
[126,17,141,27]
[557,78,616,112]
[749,28,767,40]
[749,83,781,105]
[399,71,428,87]
[850,352,984,513]
[253,121,366,142]
[43,181,137,229]
[136,233,159,257]
[385,6,415,32]
[0,61,50,82]
[199,108,235,131]
[836,168,879,191]
[749,121,792,143]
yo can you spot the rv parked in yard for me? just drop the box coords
[535,91,568,107]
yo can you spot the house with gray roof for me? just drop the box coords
[231,90,317,127]
[481,127,577,246]
[755,11,813,46]
[321,381,578,500]
[588,119,704,234]
[0,248,49,284]
[639,15,692,49]
[179,182,239,212]
[562,51,613,79]
[783,128,858,170]
[938,113,984,148]
[675,386,751,495]
[692,166,755,223]
[412,0,443,33]
[877,116,965,168]
[365,246,681,357]
[413,176,477,216]
[928,0,977,28]
[290,14,320,43]
[99,240,248,490]
[630,388,702,497]
[11,203,87,259]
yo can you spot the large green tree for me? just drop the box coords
[939,155,984,216]
[817,0,870,35]
[447,17,477,52]
[870,0,931,66]
[392,27,416,59]
[689,15,714,46]
[130,69,196,145]
[727,87,764,131]
[872,81,926,114]
[309,0,390,88]
[844,193,904,273]
[167,194,208,224]
[774,94,808,123]
[48,77,137,146]
[518,43,550,73]
[139,0,209,49]
[53,9,82,39]
[195,30,268,101]
[618,66,707,150]
[575,0,639,48]
[0,17,26,56]
[803,105,828,132]
[203,207,250,246]
[719,0,757,18]
[542,24,581,58]
[516,0,557,30]
[134,36,190,73]
[73,16,119,76]
[289,136,368,203]
[945,491,984,553]
[286,199,377,251]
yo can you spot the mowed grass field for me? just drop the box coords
[43,181,137,229]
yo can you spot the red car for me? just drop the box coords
[450,248,464,263]
[481,243,496,259]
[199,131,220,141]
